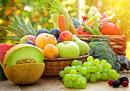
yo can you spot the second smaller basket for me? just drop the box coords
[42,54,89,76]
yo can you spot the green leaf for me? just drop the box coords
[8,22,16,28]
[1,36,21,41]
[8,17,17,28]
[114,62,121,72]
[13,13,24,28]
[0,26,23,37]
[28,20,34,35]
[116,55,130,71]
[16,25,26,35]
[21,16,33,35]
[33,26,38,36]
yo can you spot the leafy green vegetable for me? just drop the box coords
[89,37,116,68]
[114,62,121,72]
[115,55,130,71]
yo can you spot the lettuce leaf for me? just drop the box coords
[115,55,130,71]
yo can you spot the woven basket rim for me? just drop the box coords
[44,54,89,61]
[77,35,126,37]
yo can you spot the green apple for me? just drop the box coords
[75,40,90,56]
[56,41,80,58]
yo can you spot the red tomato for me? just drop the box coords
[100,23,121,35]
[77,28,91,35]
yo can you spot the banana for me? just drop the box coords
[89,17,100,27]
[89,21,95,26]
[85,15,100,25]
[85,16,94,25]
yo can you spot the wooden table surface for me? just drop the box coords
[0,71,130,91]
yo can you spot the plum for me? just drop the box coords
[24,41,35,45]
[37,29,49,36]
[49,28,61,39]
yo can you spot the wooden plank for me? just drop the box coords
[38,79,130,91]
[120,71,130,78]
[19,81,43,91]
[38,79,69,91]
[85,81,130,91]
[0,79,21,91]
[38,71,130,91]
[0,71,130,91]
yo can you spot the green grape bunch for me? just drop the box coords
[59,56,121,89]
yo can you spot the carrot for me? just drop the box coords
[69,19,77,34]
[58,15,66,32]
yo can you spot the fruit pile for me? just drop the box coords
[0,13,90,85]
[59,56,121,89]
[20,28,90,59]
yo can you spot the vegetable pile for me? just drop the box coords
[88,37,130,72]
[88,37,116,69]
[15,0,122,36]
[76,7,122,36]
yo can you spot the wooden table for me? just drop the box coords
[0,71,130,91]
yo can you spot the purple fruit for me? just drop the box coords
[49,28,61,39]
[24,41,35,45]
[37,29,49,35]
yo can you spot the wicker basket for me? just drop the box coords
[42,54,89,76]
[77,35,127,56]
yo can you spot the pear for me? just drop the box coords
[73,35,90,56]
[75,40,90,56]
[73,35,80,42]
[87,7,101,20]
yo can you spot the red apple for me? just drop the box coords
[19,35,36,44]
[59,31,73,42]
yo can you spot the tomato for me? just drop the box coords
[77,25,91,35]
[100,23,121,35]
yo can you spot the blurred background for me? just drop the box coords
[0,0,130,59]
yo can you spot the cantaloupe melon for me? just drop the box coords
[3,44,45,85]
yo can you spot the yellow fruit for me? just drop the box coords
[35,33,57,50]
[44,44,59,58]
